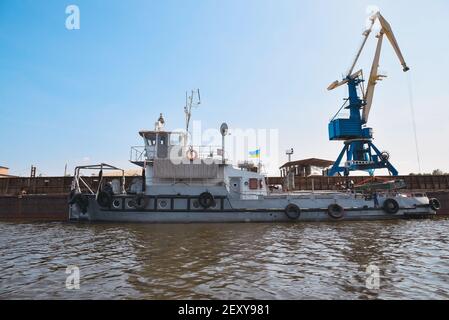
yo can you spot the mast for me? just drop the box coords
[184,89,201,146]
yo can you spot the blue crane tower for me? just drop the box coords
[326,12,409,177]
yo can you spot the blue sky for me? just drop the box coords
[1,0,448,176]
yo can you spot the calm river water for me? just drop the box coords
[1,219,449,299]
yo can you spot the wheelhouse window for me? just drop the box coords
[170,133,183,146]
[144,133,157,146]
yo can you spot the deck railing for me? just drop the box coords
[129,146,149,163]
[129,145,224,163]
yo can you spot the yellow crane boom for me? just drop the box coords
[328,12,410,124]
[363,13,410,123]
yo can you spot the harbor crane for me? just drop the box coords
[326,12,409,177]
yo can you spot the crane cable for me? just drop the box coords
[407,71,422,174]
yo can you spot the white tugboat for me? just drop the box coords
[68,110,440,223]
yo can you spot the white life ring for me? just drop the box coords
[186,149,198,161]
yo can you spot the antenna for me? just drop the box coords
[184,89,201,145]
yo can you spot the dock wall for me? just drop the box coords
[0,175,448,220]
[0,194,68,221]
[1,175,448,196]
[266,175,449,191]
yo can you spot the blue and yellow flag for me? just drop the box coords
[249,149,260,158]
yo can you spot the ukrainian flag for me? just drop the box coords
[249,149,260,158]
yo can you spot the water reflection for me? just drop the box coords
[1,219,449,299]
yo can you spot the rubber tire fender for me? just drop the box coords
[383,198,400,214]
[132,194,148,210]
[328,204,345,219]
[285,203,301,220]
[198,192,215,209]
[97,191,113,208]
[429,198,441,211]
[76,194,89,214]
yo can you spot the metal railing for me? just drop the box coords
[71,163,126,195]
[192,145,223,160]
[345,160,375,167]
[130,146,149,163]
[129,145,224,163]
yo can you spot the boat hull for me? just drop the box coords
[69,194,436,223]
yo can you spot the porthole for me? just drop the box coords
[159,199,168,209]
[192,200,200,209]
[112,199,122,209]
[125,199,134,209]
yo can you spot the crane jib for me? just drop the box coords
[326,12,409,178]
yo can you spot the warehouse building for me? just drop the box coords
[0,166,14,178]
[280,158,334,178]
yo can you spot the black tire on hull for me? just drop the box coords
[131,194,148,210]
[97,191,112,208]
[328,204,345,219]
[429,198,441,211]
[102,183,113,194]
[198,192,215,209]
[76,194,89,214]
[285,203,301,220]
[383,198,399,214]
